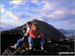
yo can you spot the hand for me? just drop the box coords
[37,35,41,38]
[22,37,24,40]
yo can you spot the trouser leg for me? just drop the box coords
[40,38,44,46]
[29,36,34,46]
[15,38,24,48]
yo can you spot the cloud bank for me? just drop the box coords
[1,0,75,30]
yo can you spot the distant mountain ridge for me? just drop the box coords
[58,29,68,34]
[58,29,74,37]
[0,27,7,31]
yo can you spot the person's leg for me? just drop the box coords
[11,38,24,49]
[29,36,34,50]
[15,38,24,48]
[40,38,44,46]
[40,38,44,50]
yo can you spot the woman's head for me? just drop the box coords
[32,23,39,31]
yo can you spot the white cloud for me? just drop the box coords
[42,3,54,11]
[42,1,58,11]
[0,4,6,13]
[28,1,58,21]
[46,9,75,21]
[9,0,26,9]
[31,0,40,5]
[9,0,23,5]
[52,10,65,14]
[6,11,20,20]
[25,0,74,22]
[48,10,65,19]
[31,10,65,22]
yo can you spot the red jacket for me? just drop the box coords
[28,29,44,40]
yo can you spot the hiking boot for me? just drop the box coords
[29,46,32,50]
[26,48,29,50]
[41,46,44,51]
[10,45,16,49]
[29,47,32,50]
[10,46,15,48]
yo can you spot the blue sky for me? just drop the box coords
[0,0,75,30]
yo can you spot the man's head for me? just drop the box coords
[26,22,32,27]
[22,28,26,34]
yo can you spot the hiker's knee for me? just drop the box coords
[18,38,23,42]
[40,38,44,46]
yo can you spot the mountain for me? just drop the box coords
[65,30,74,37]
[58,29,68,34]
[2,19,66,40]
[0,27,7,31]
[0,27,14,31]
[58,29,74,37]
[31,19,66,40]
[1,19,66,55]
[66,30,74,34]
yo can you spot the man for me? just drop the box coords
[10,22,32,49]
[28,23,44,50]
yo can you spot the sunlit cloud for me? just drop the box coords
[9,0,23,5]
[9,0,26,9]
[42,2,56,11]
[6,11,20,20]
[48,10,65,18]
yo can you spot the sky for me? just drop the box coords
[0,0,75,31]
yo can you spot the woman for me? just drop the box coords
[10,22,32,49]
[28,23,44,50]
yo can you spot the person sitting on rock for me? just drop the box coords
[28,23,44,50]
[10,22,32,49]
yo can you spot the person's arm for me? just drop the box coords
[37,31,44,38]
[29,30,36,39]
[22,33,26,38]
[22,27,30,38]
[40,32,44,37]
